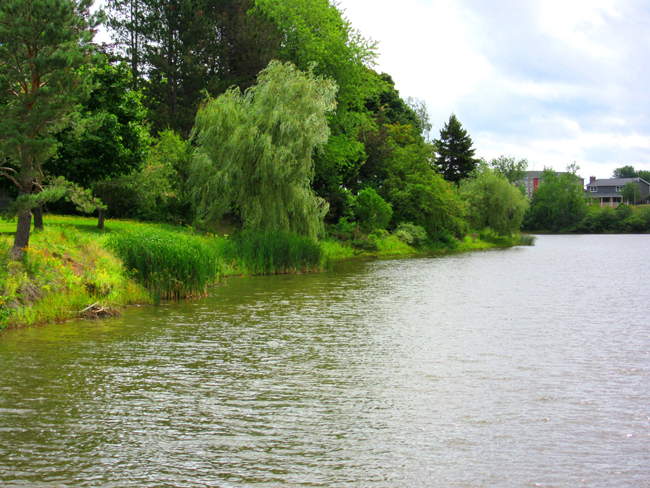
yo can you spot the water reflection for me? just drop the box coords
[1,235,649,486]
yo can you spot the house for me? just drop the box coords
[519,171,585,199]
[585,176,650,207]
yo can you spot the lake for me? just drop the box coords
[1,234,649,487]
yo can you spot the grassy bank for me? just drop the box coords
[0,216,534,330]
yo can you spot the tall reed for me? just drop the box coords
[223,229,329,275]
[107,228,223,303]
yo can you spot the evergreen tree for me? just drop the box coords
[0,0,102,259]
[434,114,478,184]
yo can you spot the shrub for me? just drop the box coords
[393,222,428,247]
[355,187,393,231]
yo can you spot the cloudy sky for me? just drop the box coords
[340,0,650,179]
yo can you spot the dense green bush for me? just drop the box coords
[393,222,428,247]
[576,204,650,233]
[354,187,393,231]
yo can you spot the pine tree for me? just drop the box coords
[0,0,101,259]
[434,114,478,184]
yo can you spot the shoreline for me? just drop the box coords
[0,215,531,330]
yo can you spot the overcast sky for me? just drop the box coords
[339,0,650,179]
[95,0,650,179]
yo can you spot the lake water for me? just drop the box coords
[1,235,649,487]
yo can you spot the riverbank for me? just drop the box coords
[0,216,533,329]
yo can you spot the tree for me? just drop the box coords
[459,168,529,236]
[107,0,280,136]
[0,0,102,259]
[354,187,392,231]
[189,61,337,239]
[621,181,642,205]
[613,165,637,178]
[637,170,650,183]
[486,155,528,184]
[434,114,478,184]
[523,165,587,231]
[47,59,150,189]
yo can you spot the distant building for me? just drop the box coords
[585,176,650,207]
[518,171,584,199]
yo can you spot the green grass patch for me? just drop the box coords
[107,227,225,304]
[0,225,150,330]
[222,229,329,275]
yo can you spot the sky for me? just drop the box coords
[338,0,650,179]
[94,0,650,180]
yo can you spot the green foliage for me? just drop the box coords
[459,168,529,236]
[613,165,637,178]
[93,129,192,222]
[107,227,223,303]
[190,61,337,239]
[3,176,105,220]
[383,136,468,238]
[354,187,393,231]
[0,225,149,327]
[485,155,529,184]
[222,229,328,275]
[393,222,428,247]
[47,59,150,188]
[434,114,478,184]
[621,181,643,205]
[523,165,588,232]
[0,0,102,257]
[575,204,650,233]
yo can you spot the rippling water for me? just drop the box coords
[1,235,649,487]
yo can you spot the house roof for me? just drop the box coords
[587,177,649,187]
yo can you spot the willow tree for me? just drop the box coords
[0,0,101,259]
[459,167,529,236]
[190,61,337,239]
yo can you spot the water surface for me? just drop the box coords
[1,235,649,487]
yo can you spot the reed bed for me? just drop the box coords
[223,230,329,275]
[107,228,223,303]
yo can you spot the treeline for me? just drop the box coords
[523,166,650,233]
[1,0,536,260]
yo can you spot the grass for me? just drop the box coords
[106,228,225,304]
[221,229,330,275]
[0,224,150,330]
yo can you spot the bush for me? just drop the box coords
[355,187,393,231]
[393,222,428,247]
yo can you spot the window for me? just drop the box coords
[616,186,624,192]
[590,186,597,192]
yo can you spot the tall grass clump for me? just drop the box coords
[223,230,328,275]
[107,228,223,303]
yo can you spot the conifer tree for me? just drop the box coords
[434,114,478,184]
[0,0,102,259]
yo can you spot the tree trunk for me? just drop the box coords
[98,208,106,229]
[10,209,32,260]
[33,205,44,231]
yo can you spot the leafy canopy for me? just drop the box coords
[523,165,587,231]
[190,61,337,239]
[459,167,529,236]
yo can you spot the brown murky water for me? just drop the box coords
[1,234,649,487]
